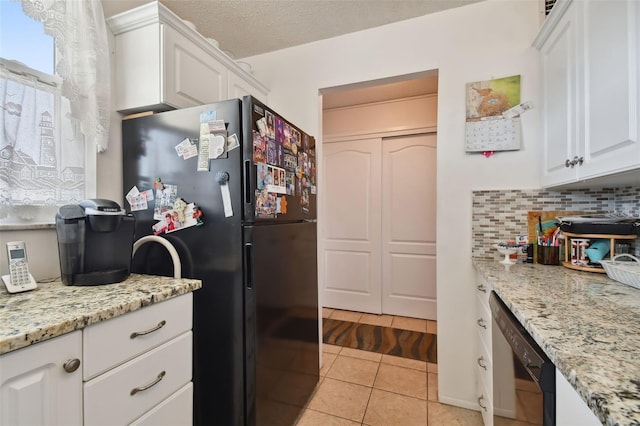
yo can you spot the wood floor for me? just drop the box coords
[293,308,483,426]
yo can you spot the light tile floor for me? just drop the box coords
[294,309,483,425]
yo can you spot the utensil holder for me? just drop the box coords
[537,246,559,265]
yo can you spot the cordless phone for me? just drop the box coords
[2,241,37,293]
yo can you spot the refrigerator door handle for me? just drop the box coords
[244,242,253,289]
[244,160,252,204]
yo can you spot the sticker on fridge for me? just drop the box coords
[275,117,284,143]
[265,165,286,195]
[265,110,275,139]
[152,202,201,235]
[301,188,310,214]
[256,163,269,190]
[153,184,178,220]
[227,133,240,151]
[253,131,266,163]
[255,189,277,218]
[126,186,147,211]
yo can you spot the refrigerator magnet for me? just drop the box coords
[267,140,276,165]
[284,123,292,148]
[215,171,233,218]
[293,128,301,147]
[197,136,210,171]
[257,163,268,190]
[275,117,284,143]
[175,137,191,157]
[256,117,267,137]
[199,110,216,124]
[253,131,266,163]
[154,184,178,220]
[265,110,275,139]
[255,189,276,218]
[279,195,288,214]
[286,172,295,195]
[209,134,227,159]
[227,133,240,151]
[126,186,148,211]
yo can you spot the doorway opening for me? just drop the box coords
[319,70,439,321]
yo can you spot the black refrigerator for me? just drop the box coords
[122,96,319,426]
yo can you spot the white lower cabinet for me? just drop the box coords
[475,272,493,425]
[83,293,193,425]
[556,370,601,426]
[0,331,83,425]
[84,332,192,425]
[0,294,193,426]
[131,383,193,426]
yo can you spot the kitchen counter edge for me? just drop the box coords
[0,273,202,355]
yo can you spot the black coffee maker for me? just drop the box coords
[55,199,135,286]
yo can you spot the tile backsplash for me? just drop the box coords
[472,187,640,260]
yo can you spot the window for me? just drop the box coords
[0,0,109,227]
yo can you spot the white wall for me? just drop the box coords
[244,0,542,409]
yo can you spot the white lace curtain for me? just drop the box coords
[18,0,111,152]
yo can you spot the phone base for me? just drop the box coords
[2,274,37,294]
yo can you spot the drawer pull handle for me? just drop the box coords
[130,320,166,339]
[477,284,487,293]
[477,318,487,329]
[130,371,166,396]
[477,356,487,370]
[478,395,487,411]
[63,358,81,373]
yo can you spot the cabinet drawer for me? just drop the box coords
[83,293,192,380]
[84,331,192,426]
[131,382,193,426]
[476,340,492,396]
[478,379,493,426]
[475,271,492,304]
[476,292,492,351]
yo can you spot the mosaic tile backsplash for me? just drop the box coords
[472,187,640,260]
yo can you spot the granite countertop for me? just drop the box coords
[0,274,202,355]
[473,260,640,426]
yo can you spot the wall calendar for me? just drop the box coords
[465,75,523,153]
[465,117,521,152]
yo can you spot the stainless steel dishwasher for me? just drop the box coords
[489,291,556,426]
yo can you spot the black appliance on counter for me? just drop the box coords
[122,97,319,426]
[490,291,555,426]
[55,199,135,286]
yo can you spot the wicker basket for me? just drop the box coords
[599,254,640,289]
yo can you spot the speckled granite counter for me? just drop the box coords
[473,260,640,426]
[0,274,201,355]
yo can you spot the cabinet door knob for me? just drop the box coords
[565,158,572,168]
[130,371,166,396]
[130,320,167,339]
[477,318,487,329]
[476,284,487,293]
[478,395,488,411]
[477,356,487,370]
[63,358,81,373]
[576,156,584,165]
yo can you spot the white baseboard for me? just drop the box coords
[437,395,481,412]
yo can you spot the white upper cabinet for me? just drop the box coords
[107,1,268,114]
[534,0,640,188]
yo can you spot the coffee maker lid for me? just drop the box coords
[80,199,125,216]
[56,204,86,220]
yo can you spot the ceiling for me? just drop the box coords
[101,0,484,59]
